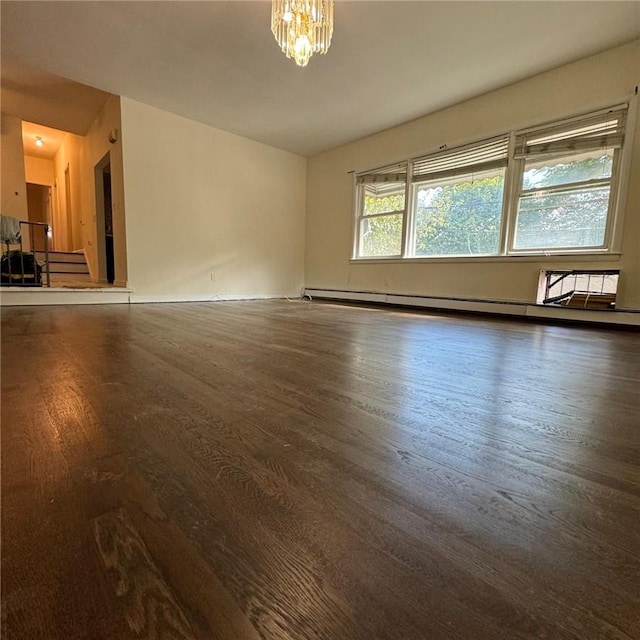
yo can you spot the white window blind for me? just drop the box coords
[514,107,626,159]
[412,136,509,183]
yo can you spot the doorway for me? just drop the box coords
[25,183,51,251]
[94,153,115,284]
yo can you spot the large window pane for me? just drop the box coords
[522,149,614,190]
[413,169,504,256]
[360,214,403,257]
[514,186,610,249]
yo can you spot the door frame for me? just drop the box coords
[94,152,110,284]
[64,164,74,250]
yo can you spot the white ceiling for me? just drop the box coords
[2,1,639,157]
[22,121,66,160]
[1,58,111,135]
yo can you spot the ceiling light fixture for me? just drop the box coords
[271,0,334,67]
[35,136,44,147]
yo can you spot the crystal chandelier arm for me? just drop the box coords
[271,0,334,67]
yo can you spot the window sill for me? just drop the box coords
[351,252,622,265]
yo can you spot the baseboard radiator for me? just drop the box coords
[304,288,640,327]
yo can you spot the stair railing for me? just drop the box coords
[1,220,51,287]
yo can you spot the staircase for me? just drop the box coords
[35,250,91,285]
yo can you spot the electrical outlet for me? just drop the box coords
[210,273,217,281]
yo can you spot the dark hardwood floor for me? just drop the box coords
[2,300,639,640]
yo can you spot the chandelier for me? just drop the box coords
[271,0,334,67]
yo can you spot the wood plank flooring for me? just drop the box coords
[2,300,639,640]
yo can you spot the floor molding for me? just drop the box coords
[129,293,297,304]
[304,288,640,327]
[0,289,298,307]
[5,285,638,326]
[0,287,132,306]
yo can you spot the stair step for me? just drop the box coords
[46,262,90,274]
[49,273,92,283]
[35,251,87,264]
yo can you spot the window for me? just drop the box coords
[411,137,509,257]
[353,105,629,260]
[537,269,619,308]
[355,162,407,257]
[511,108,626,252]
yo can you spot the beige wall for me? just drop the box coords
[80,95,127,285]
[1,112,28,220]
[306,40,640,311]
[120,98,306,299]
[24,155,54,187]
[42,96,126,282]
[52,132,84,252]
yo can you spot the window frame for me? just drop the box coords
[505,106,627,256]
[408,161,508,259]
[352,161,408,259]
[352,101,633,262]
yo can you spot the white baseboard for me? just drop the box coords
[129,293,298,304]
[1,290,299,307]
[304,288,640,327]
[0,287,132,306]
[8,284,635,325]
